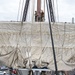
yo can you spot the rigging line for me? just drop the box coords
[54,23,61,45]
[1,33,7,48]
[16,0,31,63]
[1,33,12,53]
[56,0,59,22]
[22,0,34,64]
[38,18,42,60]
[61,23,75,66]
[20,0,31,66]
[30,40,48,59]
[17,0,22,21]
[18,48,24,59]
[15,24,29,63]
[44,0,45,21]
[48,0,55,22]
[14,0,25,63]
[17,47,28,61]
[51,0,56,22]
[32,7,44,58]
[23,29,30,61]
[39,35,50,60]
[22,0,30,21]
[38,0,45,61]
[10,50,17,67]
[8,51,17,63]
[29,0,35,63]
[16,0,26,47]
[32,0,35,22]
[46,0,58,74]
[21,23,75,32]
[20,0,25,21]
[0,50,14,57]
[60,23,66,60]
[13,52,18,66]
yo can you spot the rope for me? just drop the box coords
[0,50,14,57]
[31,0,35,22]
[46,0,58,74]
[9,49,17,66]
[29,0,35,66]
[38,34,50,60]
[56,0,59,22]
[51,0,56,22]
[44,0,45,21]
[17,0,22,21]
[1,33,8,52]
[9,0,30,67]
[61,23,75,66]
[20,0,25,21]
[0,0,31,68]
[38,0,55,62]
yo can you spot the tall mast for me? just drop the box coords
[37,0,41,18]
[35,0,44,22]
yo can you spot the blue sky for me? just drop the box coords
[0,0,75,22]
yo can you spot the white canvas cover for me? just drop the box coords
[0,22,75,70]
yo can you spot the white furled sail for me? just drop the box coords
[0,22,74,70]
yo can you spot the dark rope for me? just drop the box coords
[22,0,30,22]
[46,0,58,75]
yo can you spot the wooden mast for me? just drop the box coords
[35,0,44,22]
[37,0,41,18]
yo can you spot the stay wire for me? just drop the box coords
[17,0,21,21]
[13,0,28,67]
[46,0,58,74]
[56,0,59,22]
[61,23,75,66]
[20,0,25,21]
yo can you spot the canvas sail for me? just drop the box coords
[0,22,75,70]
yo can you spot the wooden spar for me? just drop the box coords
[35,0,44,22]
[37,0,41,17]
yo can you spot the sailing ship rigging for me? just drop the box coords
[0,1,75,75]
[22,0,58,74]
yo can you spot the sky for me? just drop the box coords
[0,0,75,22]
[56,0,75,22]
